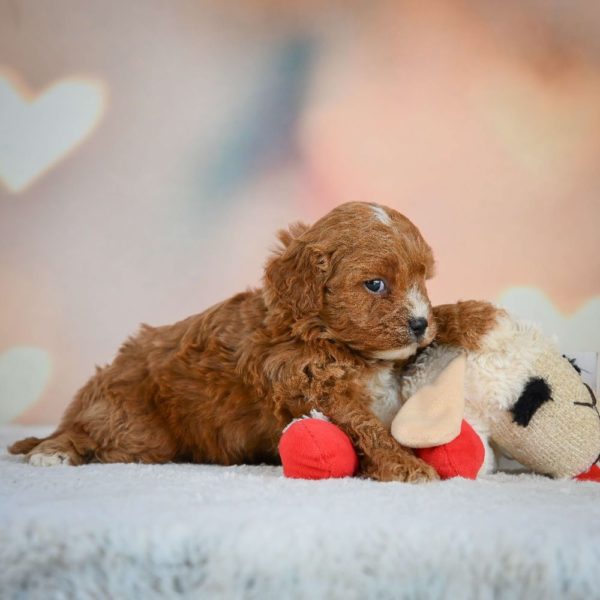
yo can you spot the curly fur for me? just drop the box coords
[432,301,503,351]
[10,203,504,481]
[8,202,497,482]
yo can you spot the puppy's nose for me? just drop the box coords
[408,317,428,339]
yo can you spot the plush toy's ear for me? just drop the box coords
[263,224,330,320]
[391,354,466,448]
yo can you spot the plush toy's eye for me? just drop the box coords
[511,377,552,427]
[562,355,582,374]
[364,279,386,294]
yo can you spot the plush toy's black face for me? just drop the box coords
[491,353,600,478]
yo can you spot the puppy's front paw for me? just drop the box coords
[405,458,440,483]
[363,453,439,483]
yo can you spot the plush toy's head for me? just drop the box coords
[486,344,599,479]
[398,314,600,479]
[462,315,599,479]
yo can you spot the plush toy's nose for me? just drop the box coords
[575,463,600,482]
[584,384,597,407]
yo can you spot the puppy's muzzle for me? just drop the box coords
[408,317,428,340]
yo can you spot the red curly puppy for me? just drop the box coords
[9,202,496,481]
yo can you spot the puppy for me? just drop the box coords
[9,202,492,481]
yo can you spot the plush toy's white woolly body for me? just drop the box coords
[400,314,600,479]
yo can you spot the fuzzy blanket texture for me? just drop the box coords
[1,426,600,600]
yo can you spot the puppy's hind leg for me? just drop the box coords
[8,436,50,455]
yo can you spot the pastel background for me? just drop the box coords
[1,0,599,425]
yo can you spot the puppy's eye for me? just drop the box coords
[364,279,386,294]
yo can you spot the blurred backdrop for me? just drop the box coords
[1,0,599,425]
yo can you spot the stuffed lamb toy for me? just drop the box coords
[392,312,600,480]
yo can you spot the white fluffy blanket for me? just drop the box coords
[1,426,600,599]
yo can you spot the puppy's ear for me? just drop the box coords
[276,221,310,249]
[264,226,330,319]
[424,244,436,280]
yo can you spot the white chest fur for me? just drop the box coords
[367,366,402,428]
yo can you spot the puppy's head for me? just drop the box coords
[263,202,436,359]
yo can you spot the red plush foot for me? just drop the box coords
[279,418,359,480]
[575,463,600,482]
[416,420,485,480]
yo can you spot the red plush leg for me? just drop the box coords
[575,463,600,482]
[279,418,359,479]
[416,420,485,480]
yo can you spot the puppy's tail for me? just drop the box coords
[8,436,49,455]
